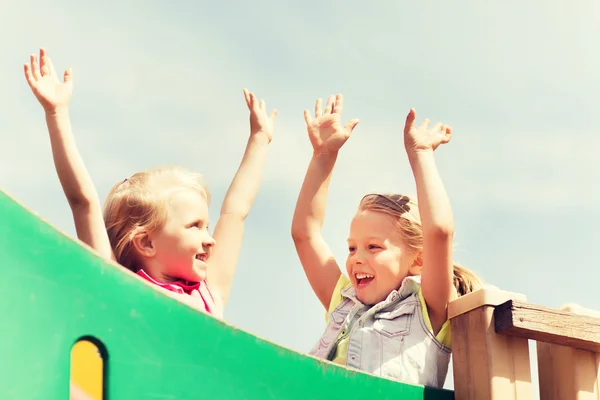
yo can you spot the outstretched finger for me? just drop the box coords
[47,57,59,80]
[243,88,251,108]
[269,109,277,124]
[333,94,343,114]
[249,92,259,111]
[23,64,35,88]
[445,125,452,135]
[418,118,430,130]
[324,95,335,115]
[39,48,50,77]
[30,54,41,80]
[344,118,360,133]
[404,108,417,134]
[260,99,266,113]
[314,98,322,118]
[304,109,312,125]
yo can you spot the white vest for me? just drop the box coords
[309,276,450,388]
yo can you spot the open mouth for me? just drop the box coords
[354,272,374,287]
[195,253,208,262]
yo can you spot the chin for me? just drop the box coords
[357,289,388,306]
[191,267,207,282]
[356,292,376,306]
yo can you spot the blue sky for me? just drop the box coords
[2,0,600,392]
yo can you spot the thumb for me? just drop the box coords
[269,109,277,121]
[344,118,360,133]
[404,108,416,134]
[63,68,73,85]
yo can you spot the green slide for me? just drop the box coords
[0,190,454,400]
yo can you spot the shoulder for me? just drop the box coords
[325,275,352,321]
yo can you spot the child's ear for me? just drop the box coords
[409,251,423,275]
[132,231,156,258]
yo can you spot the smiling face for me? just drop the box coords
[346,209,420,305]
[144,188,215,283]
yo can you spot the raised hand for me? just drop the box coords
[303,94,359,155]
[404,108,452,153]
[243,88,277,143]
[24,48,73,113]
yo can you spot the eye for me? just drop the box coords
[368,244,381,250]
[348,246,356,252]
[191,221,204,229]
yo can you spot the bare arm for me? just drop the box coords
[404,109,455,333]
[24,48,115,261]
[291,95,359,309]
[207,89,276,307]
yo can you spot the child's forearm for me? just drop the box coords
[291,151,341,308]
[208,133,270,306]
[291,152,338,241]
[45,108,99,209]
[408,151,454,237]
[45,108,114,259]
[220,133,270,218]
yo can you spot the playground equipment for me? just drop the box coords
[0,189,598,399]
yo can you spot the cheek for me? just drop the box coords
[185,232,203,248]
[373,253,402,276]
[345,256,351,272]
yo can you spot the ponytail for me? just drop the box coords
[453,263,482,296]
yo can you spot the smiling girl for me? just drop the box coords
[24,48,276,317]
[291,95,481,387]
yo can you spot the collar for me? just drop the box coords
[136,269,201,295]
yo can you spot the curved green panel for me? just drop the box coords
[0,190,454,400]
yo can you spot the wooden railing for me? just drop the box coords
[449,289,600,399]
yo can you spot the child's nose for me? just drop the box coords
[204,235,216,247]
[351,250,365,265]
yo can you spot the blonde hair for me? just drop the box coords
[358,193,481,296]
[102,166,210,272]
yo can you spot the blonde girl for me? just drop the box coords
[24,48,276,317]
[292,95,481,386]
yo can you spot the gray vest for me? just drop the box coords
[309,276,450,388]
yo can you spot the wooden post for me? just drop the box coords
[535,304,600,400]
[449,288,532,400]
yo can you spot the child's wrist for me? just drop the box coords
[44,106,69,117]
[312,150,338,160]
[249,129,272,144]
[407,148,435,163]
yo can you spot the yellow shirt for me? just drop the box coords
[326,275,451,365]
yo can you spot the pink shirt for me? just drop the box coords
[136,270,223,318]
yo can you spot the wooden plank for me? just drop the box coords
[537,303,600,400]
[537,342,600,400]
[494,300,600,352]
[451,305,532,400]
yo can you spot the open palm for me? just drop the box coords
[404,108,452,153]
[304,95,359,154]
[243,88,276,142]
[24,48,73,112]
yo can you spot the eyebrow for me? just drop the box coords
[347,236,386,242]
